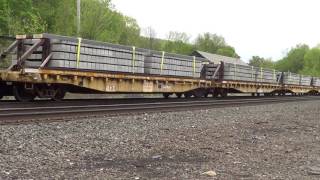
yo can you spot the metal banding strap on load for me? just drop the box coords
[132,46,136,73]
[193,56,196,76]
[260,67,263,82]
[273,69,276,80]
[76,37,82,68]
[160,51,165,74]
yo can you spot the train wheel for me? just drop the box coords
[212,90,219,98]
[184,93,192,98]
[52,88,66,101]
[13,85,35,102]
[163,93,170,99]
[176,93,182,98]
[220,89,228,98]
[193,91,204,98]
[221,92,228,98]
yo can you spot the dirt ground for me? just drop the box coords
[1,100,320,179]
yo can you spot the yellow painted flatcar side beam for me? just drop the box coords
[221,80,319,93]
[1,69,319,94]
[0,69,211,93]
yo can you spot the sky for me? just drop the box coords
[112,0,320,62]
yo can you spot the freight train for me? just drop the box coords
[0,33,319,102]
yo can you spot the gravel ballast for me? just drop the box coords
[1,100,320,179]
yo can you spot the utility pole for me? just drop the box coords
[77,0,81,36]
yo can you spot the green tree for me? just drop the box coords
[166,31,190,43]
[119,16,141,46]
[142,26,157,49]
[276,44,309,73]
[162,31,194,54]
[50,0,77,36]
[194,32,239,57]
[300,48,320,76]
[32,0,60,32]
[81,0,120,41]
[249,56,275,69]
[194,33,226,53]
[0,0,46,35]
[217,46,238,58]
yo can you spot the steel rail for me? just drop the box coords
[0,96,308,111]
[0,95,311,108]
[0,96,319,124]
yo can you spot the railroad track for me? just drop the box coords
[0,96,319,125]
[0,96,278,108]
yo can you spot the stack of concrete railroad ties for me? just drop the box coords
[205,63,281,84]
[283,72,314,86]
[144,51,204,77]
[205,62,317,86]
[313,77,320,86]
[13,33,206,78]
